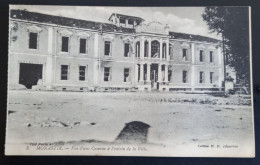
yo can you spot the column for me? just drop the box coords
[45,57,53,89]
[140,63,144,82]
[191,43,195,64]
[48,27,53,54]
[147,63,151,82]
[135,64,139,83]
[140,39,144,60]
[158,64,162,82]
[148,38,151,59]
[166,41,169,61]
[93,33,99,86]
[165,65,168,82]
[191,65,195,91]
[160,39,163,60]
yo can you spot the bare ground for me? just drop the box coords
[6,90,254,149]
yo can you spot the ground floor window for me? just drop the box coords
[182,70,187,83]
[104,67,111,81]
[199,71,205,83]
[210,72,214,84]
[79,66,87,81]
[61,65,69,80]
[124,68,130,82]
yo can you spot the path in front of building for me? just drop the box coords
[6,90,254,150]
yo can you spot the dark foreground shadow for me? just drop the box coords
[115,121,150,144]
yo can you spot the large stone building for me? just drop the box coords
[8,9,224,92]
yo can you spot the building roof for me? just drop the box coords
[10,9,136,34]
[10,9,219,43]
[108,13,145,22]
[169,31,220,43]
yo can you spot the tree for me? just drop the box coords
[202,7,250,86]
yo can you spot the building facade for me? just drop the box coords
[8,10,224,92]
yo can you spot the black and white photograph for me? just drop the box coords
[5,5,254,157]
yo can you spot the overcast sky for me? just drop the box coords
[10,5,220,39]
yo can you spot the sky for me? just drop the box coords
[10,5,220,39]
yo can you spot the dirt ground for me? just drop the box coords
[5,90,254,155]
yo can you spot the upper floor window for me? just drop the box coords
[182,49,188,61]
[124,43,130,57]
[144,41,149,58]
[79,66,87,81]
[128,20,134,27]
[61,36,69,52]
[162,43,166,59]
[29,32,38,49]
[183,70,187,83]
[61,65,69,80]
[124,68,130,82]
[79,38,87,54]
[136,41,140,58]
[104,41,111,56]
[199,71,205,83]
[151,40,160,58]
[199,50,204,62]
[104,67,111,81]
[210,51,214,63]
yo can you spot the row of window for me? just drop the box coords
[29,32,88,54]
[60,65,215,84]
[182,49,214,63]
[61,65,88,81]
[182,71,215,84]
[60,65,131,82]
[29,32,215,62]
[104,67,131,82]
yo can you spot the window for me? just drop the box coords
[124,43,130,57]
[120,18,126,24]
[183,70,187,83]
[183,49,188,61]
[79,38,87,54]
[200,50,204,62]
[29,32,38,49]
[61,65,69,80]
[136,42,140,58]
[79,66,87,81]
[210,51,213,63]
[104,67,111,81]
[199,71,205,83]
[151,40,160,58]
[61,36,69,52]
[168,69,172,82]
[144,41,148,57]
[104,41,111,56]
[128,20,134,25]
[210,72,214,84]
[162,43,166,59]
[124,68,130,82]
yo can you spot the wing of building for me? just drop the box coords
[8,9,224,92]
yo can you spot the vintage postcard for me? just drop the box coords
[5,5,254,157]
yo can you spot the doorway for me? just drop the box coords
[150,64,158,90]
[19,63,43,89]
